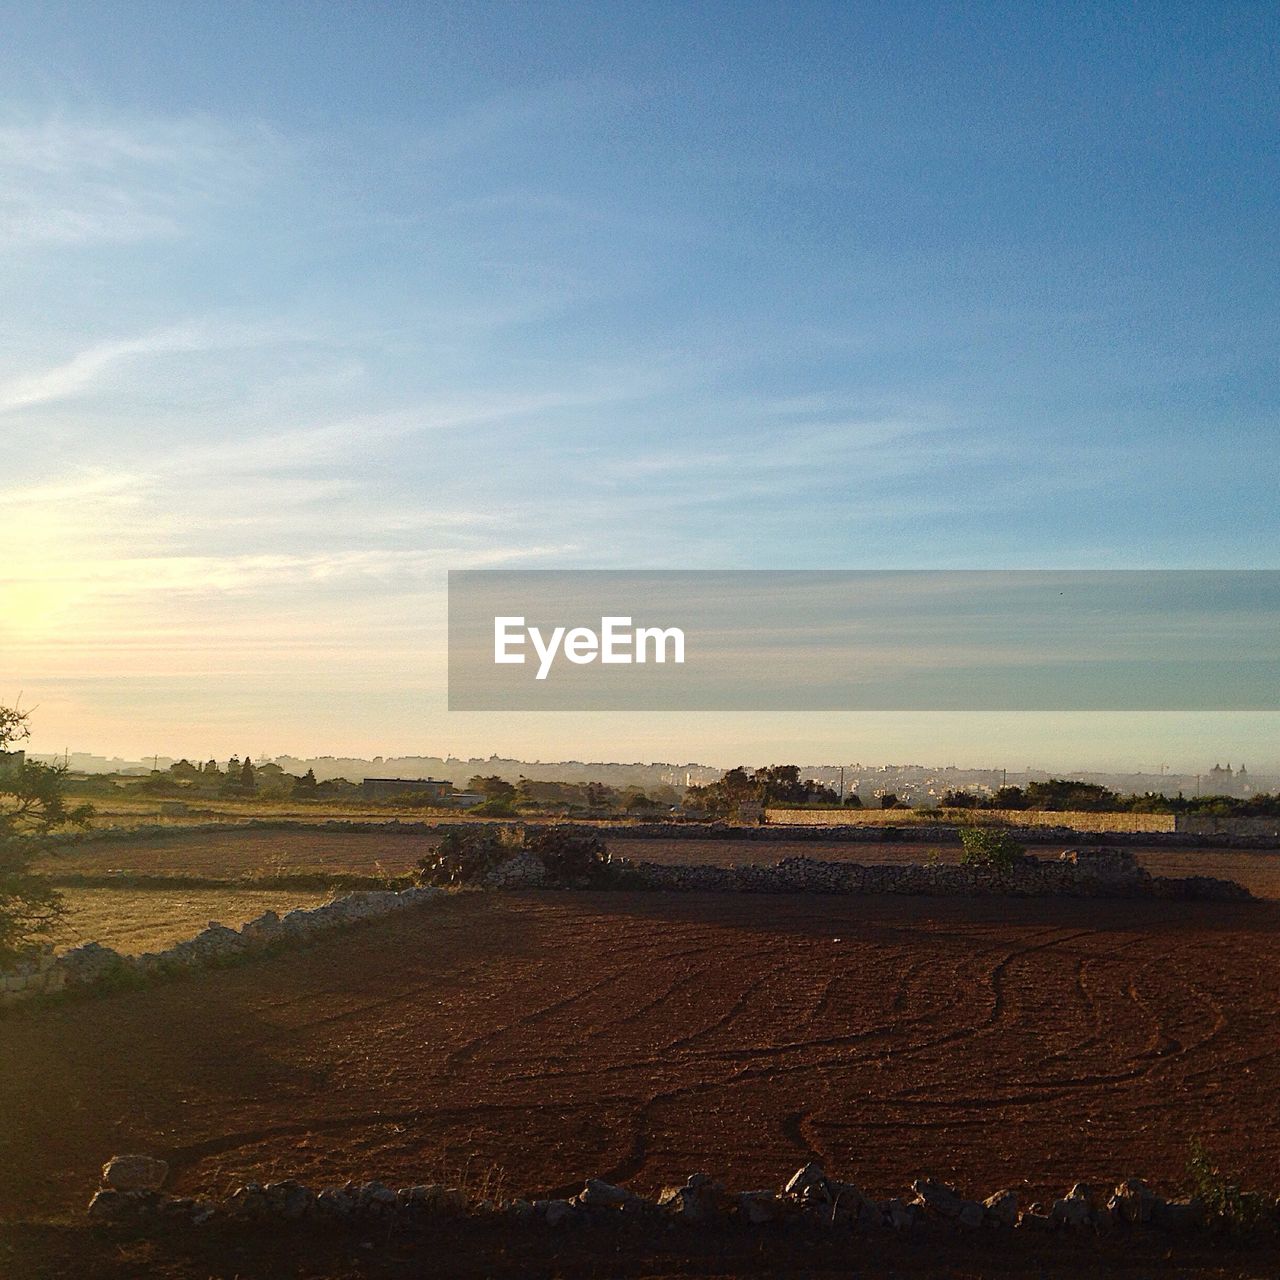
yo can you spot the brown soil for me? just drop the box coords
[4,892,1279,1229]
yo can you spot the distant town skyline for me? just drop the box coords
[29,727,1280,785]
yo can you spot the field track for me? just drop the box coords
[3,891,1279,1226]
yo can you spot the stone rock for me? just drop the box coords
[535,1197,579,1227]
[434,1187,469,1216]
[240,910,282,945]
[577,1177,633,1209]
[1050,1189,1094,1229]
[102,1154,169,1193]
[227,1183,270,1221]
[983,1189,1019,1227]
[783,1161,828,1199]
[61,941,127,987]
[1109,1177,1163,1225]
[504,1198,535,1224]
[911,1177,983,1227]
[738,1191,782,1225]
[87,1189,132,1222]
[1154,1197,1206,1232]
[190,1202,218,1227]
[1016,1209,1054,1232]
[660,1173,729,1224]
[883,1197,920,1232]
[316,1186,355,1218]
[264,1179,315,1220]
[355,1181,398,1215]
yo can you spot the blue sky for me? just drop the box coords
[2,2,1278,766]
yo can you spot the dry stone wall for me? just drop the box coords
[85,1156,1278,1239]
[594,847,1249,901]
[768,808,1178,833]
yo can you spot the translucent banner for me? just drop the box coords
[447,570,1280,711]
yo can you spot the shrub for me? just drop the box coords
[522,826,608,882]
[1186,1138,1268,1231]
[958,826,1023,873]
[470,797,517,817]
[416,826,522,886]
[416,823,609,887]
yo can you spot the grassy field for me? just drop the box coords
[53,887,332,955]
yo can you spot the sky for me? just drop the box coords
[2,1,1278,769]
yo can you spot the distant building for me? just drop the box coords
[447,791,486,808]
[361,777,452,802]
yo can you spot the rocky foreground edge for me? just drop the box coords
[88,1154,1274,1238]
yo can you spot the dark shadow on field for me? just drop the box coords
[8,1218,1280,1280]
[0,896,541,1220]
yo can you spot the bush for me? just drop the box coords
[522,826,608,882]
[1186,1138,1268,1231]
[958,826,1023,873]
[470,797,517,817]
[416,826,521,886]
[416,823,609,887]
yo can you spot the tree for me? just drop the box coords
[240,756,256,792]
[0,710,94,836]
[468,775,516,802]
[0,707,92,966]
[293,767,318,798]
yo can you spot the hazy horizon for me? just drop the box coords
[23,710,1280,778]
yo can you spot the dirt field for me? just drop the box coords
[54,888,331,955]
[4,891,1279,1233]
[35,827,1280,898]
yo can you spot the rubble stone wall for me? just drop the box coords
[768,808,1178,833]
[85,1156,1278,1240]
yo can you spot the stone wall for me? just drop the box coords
[86,1155,1276,1238]
[0,885,440,1010]
[1178,814,1280,840]
[768,808,1178,833]
[593,847,1248,901]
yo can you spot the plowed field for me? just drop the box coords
[3,890,1278,1231]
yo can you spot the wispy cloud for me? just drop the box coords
[0,322,269,413]
[0,115,274,247]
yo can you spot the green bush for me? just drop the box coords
[958,826,1023,873]
[1186,1138,1268,1231]
[470,797,517,817]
